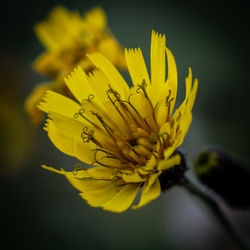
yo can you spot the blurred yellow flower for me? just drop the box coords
[25,6,126,126]
[39,31,198,212]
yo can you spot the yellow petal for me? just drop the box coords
[102,183,140,212]
[122,171,145,183]
[42,164,64,175]
[154,93,170,126]
[72,140,96,165]
[45,112,96,164]
[87,53,129,98]
[64,66,93,104]
[150,30,166,105]
[128,88,154,119]
[100,100,129,134]
[158,154,181,171]
[188,78,198,111]
[170,68,194,143]
[45,116,96,164]
[63,169,111,192]
[132,179,161,209]
[163,145,177,160]
[45,119,74,156]
[80,182,120,207]
[143,155,157,171]
[125,48,150,87]
[42,165,118,206]
[145,172,161,193]
[88,69,110,106]
[47,112,86,140]
[176,111,192,148]
[159,122,171,135]
[68,169,91,179]
[42,164,93,179]
[37,90,80,118]
[165,48,178,115]
[172,67,193,119]
[87,167,115,180]
[171,68,197,146]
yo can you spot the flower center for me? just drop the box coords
[73,80,173,178]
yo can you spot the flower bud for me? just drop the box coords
[194,146,250,209]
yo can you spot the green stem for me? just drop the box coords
[180,174,250,250]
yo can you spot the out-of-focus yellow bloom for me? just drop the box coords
[25,6,126,126]
[39,31,198,212]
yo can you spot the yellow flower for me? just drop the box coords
[25,6,126,126]
[39,31,198,212]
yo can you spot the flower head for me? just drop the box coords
[25,6,125,126]
[39,31,198,212]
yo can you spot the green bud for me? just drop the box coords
[194,146,250,209]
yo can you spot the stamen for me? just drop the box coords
[73,163,84,175]
[90,111,114,139]
[94,148,126,163]
[106,85,140,132]
[144,113,158,132]
[74,108,99,128]
[92,149,124,169]
[137,79,154,112]
[82,94,94,105]
[121,95,150,130]
[81,127,103,148]
[126,94,142,117]
[119,100,146,129]
[107,84,122,103]
[106,86,126,121]
[123,144,147,165]
[91,150,109,168]
[136,79,147,95]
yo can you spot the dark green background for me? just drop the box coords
[1,0,249,249]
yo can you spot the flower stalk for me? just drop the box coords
[180,173,250,250]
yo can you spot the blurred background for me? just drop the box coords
[1,0,249,249]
